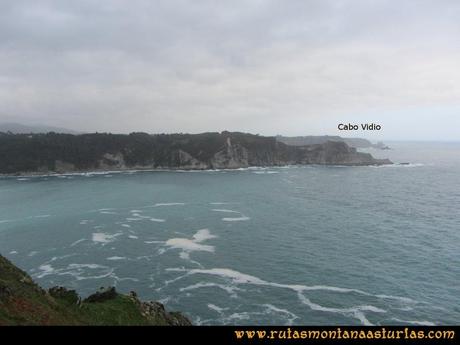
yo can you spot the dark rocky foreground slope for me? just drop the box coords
[0,131,391,175]
[0,254,191,325]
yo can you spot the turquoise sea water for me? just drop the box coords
[0,142,459,325]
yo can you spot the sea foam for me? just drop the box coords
[165,229,217,260]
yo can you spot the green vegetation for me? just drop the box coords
[0,254,191,326]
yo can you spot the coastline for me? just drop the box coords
[0,162,395,178]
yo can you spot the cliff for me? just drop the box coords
[0,131,391,175]
[0,254,191,326]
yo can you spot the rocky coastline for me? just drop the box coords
[0,132,392,176]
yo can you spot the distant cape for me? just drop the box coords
[0,122,80,135]
[276,135,390,150]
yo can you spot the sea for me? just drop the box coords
[1,141,459,325]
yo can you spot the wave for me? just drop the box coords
[150,218,166,222]
[297,293,385,326]
[208,304,227,313]
[391,318,436,326]
[262,304,298,325]
[70,238,86,247]
[125,217,143,221]
[370,163,425,169]
[222,216,250,222]
[168,267,414,325]
[165,239,214,257]
[180,282,242,298]
[211,209,240,213]
[151,202,186,207]
[92,232,122,244]
[106,256,127,261]
[186,268,266,284]
[35,264,54,278]
[34,262,114,281]
[165,229,217,261]
[375,294,415,303]
[193,229,217,242]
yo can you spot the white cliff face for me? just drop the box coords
[210,137,249,169]
[99,152,127,169]
[177,150,208,169]
[54,160,76,173]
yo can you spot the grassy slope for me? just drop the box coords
[0,255,189,325]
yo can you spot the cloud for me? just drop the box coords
[0,0,459,139]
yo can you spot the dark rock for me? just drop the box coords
[83,286,117,303]
[168,311,193,326]
[140,301,192,326]
[0,284,13,300]
[48,286,80,305]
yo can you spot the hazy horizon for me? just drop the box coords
[1,1,459,141]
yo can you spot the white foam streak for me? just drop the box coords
[92,232,121,244]
[222,216,250,222]
[297,292,385,326]
[165,229,217,261]
[166,239,214,253]
[150,218,166,222]
[35,263,114,281]
[107,256,126,261]
[70,238,86,247]
[192,229,217,242]
[36,264,54,278]
[180,281,242,297]
[152,203,185,207]
[375,294,415,303]
[188,268,266,284]
[173,267,408,325]
[211,209,240,213]
[208,304,227,313]
[263,304,298,324]
[392,318,436,326]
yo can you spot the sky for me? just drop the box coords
[0,0,459,140]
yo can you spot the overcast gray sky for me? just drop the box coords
[0,0,459,140]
